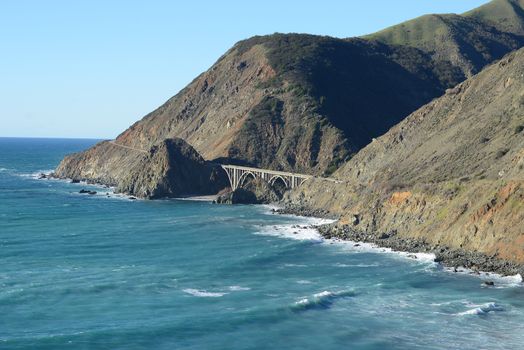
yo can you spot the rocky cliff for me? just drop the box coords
[55,138,226,198]
[284,47,524,270]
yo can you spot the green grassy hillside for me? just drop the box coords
[465,0,524,35]
[365,0,524,76]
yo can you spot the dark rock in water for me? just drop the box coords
[129,197,137,200]
[88,191,97,195]
[484,281,495,286]
[79,189,89,194]
[38,173,47,179]
[71,179,80,183]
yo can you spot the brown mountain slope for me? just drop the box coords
[285,48,524,266]
[55,34,465,192]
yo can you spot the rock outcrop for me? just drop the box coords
[55,138,228,199]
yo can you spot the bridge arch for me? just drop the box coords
[268,175,288,188]
[237,171,257,189]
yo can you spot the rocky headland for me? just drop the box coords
[282,47,524,276]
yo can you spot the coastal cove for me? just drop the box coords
[2,138,524,349]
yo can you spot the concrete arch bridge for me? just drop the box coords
[220,165,313,191]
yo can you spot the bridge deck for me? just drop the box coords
[220,164,313,179]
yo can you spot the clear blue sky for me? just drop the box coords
[0,0,489,139]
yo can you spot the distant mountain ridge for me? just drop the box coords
[365,0,524,76]
[466,0,524,35]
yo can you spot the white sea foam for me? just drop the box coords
[182,288,227,297]
[291,290,355,311]
[283,263,308,268]
[444,266,523,288]
[254,224,324,242]
[228,285,250,291]
[254,212,334,242]
[457,302,504,316]
[333,262,380,268]
[296,280,313,284]
[259,213,523,288]
[19,169,55,179]
[328,238,438,265]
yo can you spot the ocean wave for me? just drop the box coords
[444,267,523,288]
[457,302,504,316]
[291,290,355,311]
[254,223,324,242]
[283,263,308,268]
[296,280,313,284]
[228,285,251,291]
[333,262,380,268]
[182,288,227,297]
[260,214,523,288]
[18,169,55,179]
[329,238,438,266]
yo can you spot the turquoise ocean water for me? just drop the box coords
[1,137,524,350]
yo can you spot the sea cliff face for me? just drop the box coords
[283,48,524,270]
[55,138,227,198]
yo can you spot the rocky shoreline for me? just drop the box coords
[277,206,524,278]
[42,169,524,279]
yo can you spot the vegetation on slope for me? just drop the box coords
[465,0,524,35]
[365,0,524,76]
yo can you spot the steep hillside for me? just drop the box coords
[366,0,524,76]
[285,48,524,268]
[56,34,465,192]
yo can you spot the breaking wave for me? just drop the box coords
[182,288,227,298]
[457,302,504,316]
[291,290,355,311]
